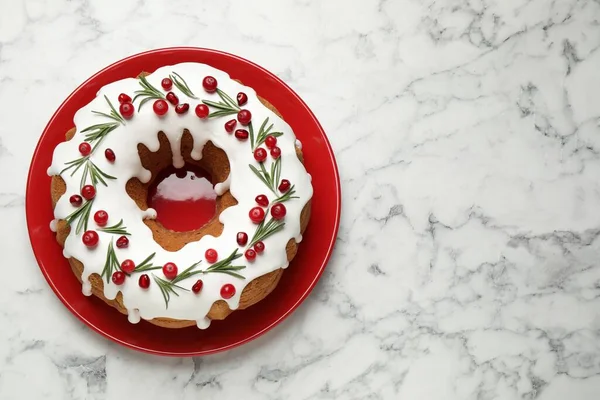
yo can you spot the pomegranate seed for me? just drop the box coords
[255,194,269,207]
[139,274,150,288]
[118,93,131,104]
[237,92,248,106]
[236,232,248,246]
[192,279,203,294]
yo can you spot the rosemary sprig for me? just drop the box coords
[99,219,130,236]
[101,240,119,283]
[65,199,94,234]
[249,218,285,248]
[250,117,283,150]
[81,96,125,149]
[153,261,204,308]
[61,158,115,189]
[169,71,197,99]
[249,157,281,195]
[92,95,126,124]
[202,88,240,118]
[202,249,246,279]
[133,253,160,273]
[101,241,159,283]
[81,123,119,150]
[133,75,165,110]
[274,185,299,203]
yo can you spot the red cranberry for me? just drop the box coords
[175,103,189,114]
[153,99,168,116]
[249,207,265,223]
[81,185,96,200]
[271,203,287,220]
[254,148,267,163]
[118,93,131,104]
[225,119,237,133]
[94,210,108,226]
[265,135,277,149]
[195,104,209,119]
[79,142,91,156]
[139,274,150,289]
[270,146,281,159]
[235,129,249,141]
[105,148,116,162]
[254,241,265,254]
[120,259,135,274]
[279,179,291,193]
[202,76,218,93]
[237,109,252,125]
[162,262,178,280]
[205,248,218,263]
[221,284,235,299]
[237,92,248,106]
[116,236,129,248]
[82,230,99,247]
[255,194,269,207]
[245,249,257,261]
[166,92,179,105]
[120,102,134,119]
[161,78,173,90]
[112,271,126,285]
[69,195,82,207]
[192,279,203,294]
[236,232,248,246]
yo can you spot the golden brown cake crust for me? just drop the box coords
[51,90,311,328]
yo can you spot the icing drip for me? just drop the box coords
[49,219,58,232]
[48,63,313,327]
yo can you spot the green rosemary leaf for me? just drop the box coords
[92,111,116,120]
[135,265,161,272]
[216,89,239,109]
[274,157,281,190]
[137,95,163,111]
[103,95,125,124]
[249,218,285,247]
[259,162,273,190]
[214,270,246,279]
[79,162,89,188]
[99,219,130,235]
[170,72,197,99]
[249,122,255,149]
[101,240,118,283]
[249,164,272,189]
[136,252,156,270]
[202,100,235,111]
[208,110,239,118]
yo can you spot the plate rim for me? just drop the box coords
[26,47,341,356]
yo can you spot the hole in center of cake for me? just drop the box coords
[147,163,217,232]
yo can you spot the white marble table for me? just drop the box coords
[2,0,600,398]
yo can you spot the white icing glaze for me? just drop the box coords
[49,219,58,232]
[48,63,313,328]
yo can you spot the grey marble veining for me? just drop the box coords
[2,0,600,398]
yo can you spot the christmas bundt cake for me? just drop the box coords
[48,63,313,329]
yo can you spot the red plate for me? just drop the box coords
[26,48,340,356]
